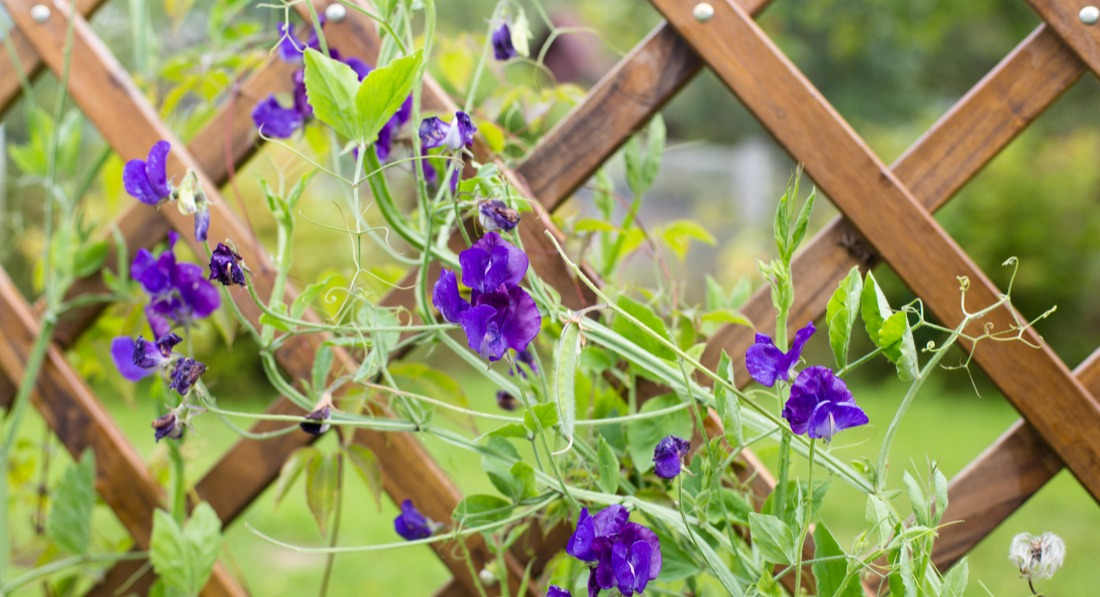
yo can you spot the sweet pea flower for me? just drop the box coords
[132,232,220,336]
[110,333,182,382]
[209,243,246,287]
[782,366,868,443]
[432,233,541,361]
[152,411,183,442]
[566,505,661,597]
[546,587,571,597]
[394,499,434,540]
[652,435,690,479]
[420,112,477,152]
[168,357,207,396]
[123,141,172,206]
[491,23,519,60]
[478,199,521,233]
[745,321,815,387]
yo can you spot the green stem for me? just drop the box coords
[168,438,187,522]
[794,439,815,596]
[2,551,149,593]
[602,193,644,277]
[318,452,344,597]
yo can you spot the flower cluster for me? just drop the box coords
[747,322,868,443]
[565,505,662,596]
[131,231,220,337]
[255,20,412,160]
[123,141,210,241]
[432,232,541,361]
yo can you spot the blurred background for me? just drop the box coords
[2,0,1099,594]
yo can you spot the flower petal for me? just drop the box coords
[501,286,541,355]
[419,117,449,150]
[808,401,868,442]
[111,337,155,381]
[145,140,172,199]
[252,95,305,139]
[745,333,785,387]
[123,160,162,205]
[652,435,690,479]
[432,269,470,323]
[173,263,221,318]
[394,499,433,540]
[459,304,501,358]
[492,23,518,60]
[193,207,210,242]
[566,507,595,561]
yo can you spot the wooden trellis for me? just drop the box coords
[0,0,1098,595]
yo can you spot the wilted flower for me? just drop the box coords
[209,243,247,286]
[432,232,541,361]
[546,587,571,597]
[300,405,331,436]
[565,505,661,596]
[1009,532,1065,581]
[782,366,868,443]
[420,111,477,152]
[652,435,690,479]
[491,23,519,61]
[132,333,182,369]
[168,357,206,396]
[394,499,434,540]
[132,232,220,337]
[123,140,172,206]
[152,411,183,442]
[172,170,211,242]
[478,200,520,233]
[496,390,518,411]
[745,321,815,387]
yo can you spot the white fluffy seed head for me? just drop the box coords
[1009,532,1066,580]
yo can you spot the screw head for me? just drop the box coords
[324,3,347,23]
[693,2,715,22]
[1080,5,1100,25]
[30,3,50,23]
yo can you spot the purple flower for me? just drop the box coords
[123,140,172,205]
[782,366,868,443]
[111,337,156,381]
[496,390,518,411]
[566,505,661,596]
[394,499,433,540]
[511,346,538,378]
[300,405,331,436]
[432,233,541,361]
[745,321,815,387]
[478,200,520,233]
[132,232,220,333]
[547,587,571,597]
[492,23,519,61]
[209,243,246,286]
[168,357,206,396]
[252,96,305,139]
[132,333,182,369]
[419,112,477,152]
[376,96,413,161]
[152,412,183,442]
[652,435,690,479]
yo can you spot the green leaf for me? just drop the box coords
[942,557,968,597]
[48,450,95,554]
[653,530,702,581]
[452,494,514,526]
[306,451,339,535]
[523,403,559,433]
[596,435,620,495]
[660,219,716,261]
[705,488,752,525]
[789,187,816,256]
[611,295,675,361]
[860,270,892,344]
[813,524,862,597]
[259,309,293,332]
[355,51,423,145]
[150,503,223,595]
[554,322,581,444]
[626,394,692,473]
[904,471,931,527]
[483,437,523,500]
[623,115,665,197]
[73,240,109,279]
[826,266,863,368]
[932,466,949,525]
[290,273,337,319]
[303,48,362,139]
[344,445,384,510]
[311,344,334,394]
[866,494,898,548]
[714,351,743,449]
[748,512,797,565]
[509,461,538,500]
[879,310,919,381]
[182,502,222,594]
[756,569,785,597]
[273,447,314,510]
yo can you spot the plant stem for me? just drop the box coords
[794,439,815,596]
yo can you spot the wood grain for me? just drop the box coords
[1026,0,1100,77]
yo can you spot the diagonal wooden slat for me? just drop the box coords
[650,0,1100,505]
[0,266,245,597]
[1026,0,1100,76]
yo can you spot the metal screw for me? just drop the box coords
[324,3,347,23]
[30,3,50,23]
[693,2,715,22]
[1080,5,1100,25]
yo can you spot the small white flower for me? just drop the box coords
[1009,532,1065,580]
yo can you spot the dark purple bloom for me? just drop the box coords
[745,321,815,387]
[419,112,477,152]
[111,337,156,382]
[252,96,304,139]
[492,23,519,60]
[478,200,520,233]
[547,587,571,597]
[168,357,206,396]
[277,22,305,62]
[152,412,183,442]
[432,233,541,361]
[782,366,868,443]
[132,232,220,333]
[300,405,331,435]
[652,435,690,479]
[376,95,413,161]
[394,499,433,540]
[566,505,661,596]
[209,243,246,286]
[123,140,172,205]
[132,333,182,369]
[496,390,517,411]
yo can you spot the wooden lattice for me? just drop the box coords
[1,0,1098,595]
